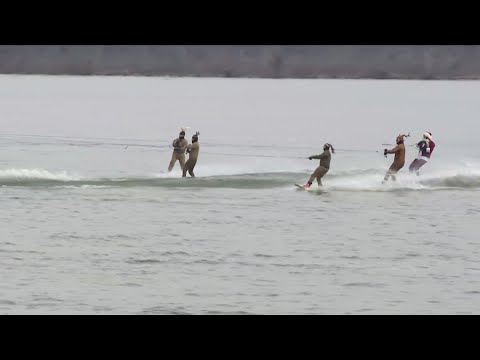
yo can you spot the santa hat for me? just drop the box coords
[423,132,433,140]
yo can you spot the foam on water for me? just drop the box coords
[1,165,479,191]
[2,76,480,314]
[0,168,80,181]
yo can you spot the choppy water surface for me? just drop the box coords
[1,75,479,314]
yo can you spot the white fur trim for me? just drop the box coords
[423,132,432,140]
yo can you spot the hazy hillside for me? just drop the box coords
[1,45,479,79]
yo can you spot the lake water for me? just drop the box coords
[1,75,479,314]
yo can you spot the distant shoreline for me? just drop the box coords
[2,45,480,80]
[2,74,479,81]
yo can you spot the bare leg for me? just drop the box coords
[409,160,418,173]
[415,159,427,176]
[384,170,394,182]
[409,159,427,175]
[168,152,177,172]
[308,166,328,186]
[183,159,195,177]
[179,155,186,173]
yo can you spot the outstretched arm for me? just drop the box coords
[309,153,326,160]
[386,145,400,154]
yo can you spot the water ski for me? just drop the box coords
[295,183,313,191]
